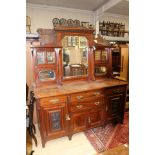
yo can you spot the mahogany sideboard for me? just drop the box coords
[30,26,127,147]
[34,79,127,147]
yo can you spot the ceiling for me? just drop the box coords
[105,0,129,16]
[27,0,129,16]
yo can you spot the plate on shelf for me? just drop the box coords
[52,18,60,26]
[59,18,67,26]
[74,19,80,27]
[67,19,74,26]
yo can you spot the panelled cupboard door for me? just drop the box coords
[71,112,89,133]
[106,93,125,122]
[89,109,104,127]
[42,103,68,138]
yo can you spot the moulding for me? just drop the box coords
[102,36,129,42]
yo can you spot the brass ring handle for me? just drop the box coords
[94,101,100,105]
[113,89,121,94]
[49,99,59,103]
[94,92,101,96]
[76,105,83,109]
[76,96,83,100]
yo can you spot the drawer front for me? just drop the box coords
[105,86,126,95]
[39,96,67,106]
[69,98,105,113]
[69,89,104,103]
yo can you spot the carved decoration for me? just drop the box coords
[94,34,111,46]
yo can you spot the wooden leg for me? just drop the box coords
[41,139,46,148]
[68,134,72,140]
[30,150,34,155]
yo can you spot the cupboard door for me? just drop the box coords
[42,103,68,138]
[71,112,89,133]
[89,109,104,127]
[106,94,125,122]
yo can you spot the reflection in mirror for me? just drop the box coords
[95,50,108,61]
[95,51,100,61]
[101,51,108,61]
[95,66,107,75]
[62,36,88,77]
[39,70,55,81]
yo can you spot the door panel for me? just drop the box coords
[71,112,89,133]
[107,94,125,121]
[90,109,104,127]
[42,103,67,138]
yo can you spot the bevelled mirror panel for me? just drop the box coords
[47,52,55,64]
[37,52,45,65]
[62,36,88,78]
[38,70,55,81]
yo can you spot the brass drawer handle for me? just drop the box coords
[94,92,101,96]
[113,89,122,94]
[66,114,70,120]
[94,101,100,105]
[49,99,59,103]
[111,97,120,101]
[76,96,83,100]
[76,105,83,109]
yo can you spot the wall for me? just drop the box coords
[26,3,94,33]
[26,4,128,34]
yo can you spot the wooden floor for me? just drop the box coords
[27,124,128,155]
[32,124,96,155]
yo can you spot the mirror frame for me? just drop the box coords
[61,35,90,80]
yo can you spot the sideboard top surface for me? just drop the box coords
[34,79,127,99]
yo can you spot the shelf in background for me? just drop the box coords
[102,36,129,42]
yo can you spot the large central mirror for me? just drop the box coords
[62,36,88,78]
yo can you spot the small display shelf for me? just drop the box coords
[99,21,128,38]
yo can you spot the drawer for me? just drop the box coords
[70,94,104,106]
[69,89,104,103]
[87,99,105,109]
[105,86,126,95]
[39,96,67,106]
[69,98,105,113]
